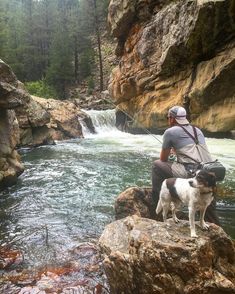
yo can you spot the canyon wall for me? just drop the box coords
[0,60,90,188]
[0,60,25,187]
[108,0,235,136]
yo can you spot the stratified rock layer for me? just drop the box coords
[108,0,235,135]
[21,96,90,144]
[0,60,25,187]
[99,215,235,294]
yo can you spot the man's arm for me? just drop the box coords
[160,148,171,162]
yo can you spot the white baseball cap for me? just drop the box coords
[168,106,189,125]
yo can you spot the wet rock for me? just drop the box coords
[15,93,97,147]
[62,286,99,294]
[99,215,235,294]
[0,242,109,294]
[36,273,60,291]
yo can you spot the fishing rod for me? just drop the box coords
[98,94,163,145]
[97,93,213,158]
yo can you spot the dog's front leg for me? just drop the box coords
[171,202,180,223]
[189,207,197,238]
[162,204,169,222]
[199,208,209,230]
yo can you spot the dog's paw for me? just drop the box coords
[173,217,180,223]
[200,222,209,230]
[190,232,198,238]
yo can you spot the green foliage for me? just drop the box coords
[45,30,74,99]
[0,0,107,96]
[25,79,57,98]
[87,76,95,95]
[80,49,95,79]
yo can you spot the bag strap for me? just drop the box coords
[178,125,202,164]
[179,125,199,145]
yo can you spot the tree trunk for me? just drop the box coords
[74,36,79,82]
[93,0,104,92]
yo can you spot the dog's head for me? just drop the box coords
[189,170,216,190]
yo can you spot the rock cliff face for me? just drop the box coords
[0,59,94,188]
[108,0,235,136]
[0,60,25,187]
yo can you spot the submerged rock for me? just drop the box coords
[99,215,235,294]
[0,242,109,294]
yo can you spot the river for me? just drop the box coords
[0,109,234,272]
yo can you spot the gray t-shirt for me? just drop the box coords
[162,125,212,164]
[162,125,205,149]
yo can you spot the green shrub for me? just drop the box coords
[25,79,57,98]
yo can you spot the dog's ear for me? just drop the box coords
[208,172,217,187]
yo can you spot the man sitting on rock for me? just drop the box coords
[152,105,220,225]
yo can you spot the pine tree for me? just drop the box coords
[0,0,7,57]
[45,0,74,99]
[0,0,109,97]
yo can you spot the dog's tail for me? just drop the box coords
[156,199,163,215]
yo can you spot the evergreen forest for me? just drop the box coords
[0,0,109,98]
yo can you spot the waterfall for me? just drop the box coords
[82,109,119,137]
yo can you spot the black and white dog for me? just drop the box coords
[156,170,216,237]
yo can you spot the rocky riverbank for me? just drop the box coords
[0,59,95,188]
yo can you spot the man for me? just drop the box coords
[152,105,220,224]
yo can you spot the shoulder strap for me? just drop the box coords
[178,125,202,164]
[179,125,199,145]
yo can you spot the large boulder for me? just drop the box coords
[108,0,235,136]
[115,186,155,220]
[99,215,235,294]
[16,95,94,147]
[0,60,25,188]
[15,94,53,147]
[30,96,88,142]
[115,186,223,225]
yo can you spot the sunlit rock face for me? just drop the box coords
[108,0,235,135]
[0,60,24,188]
